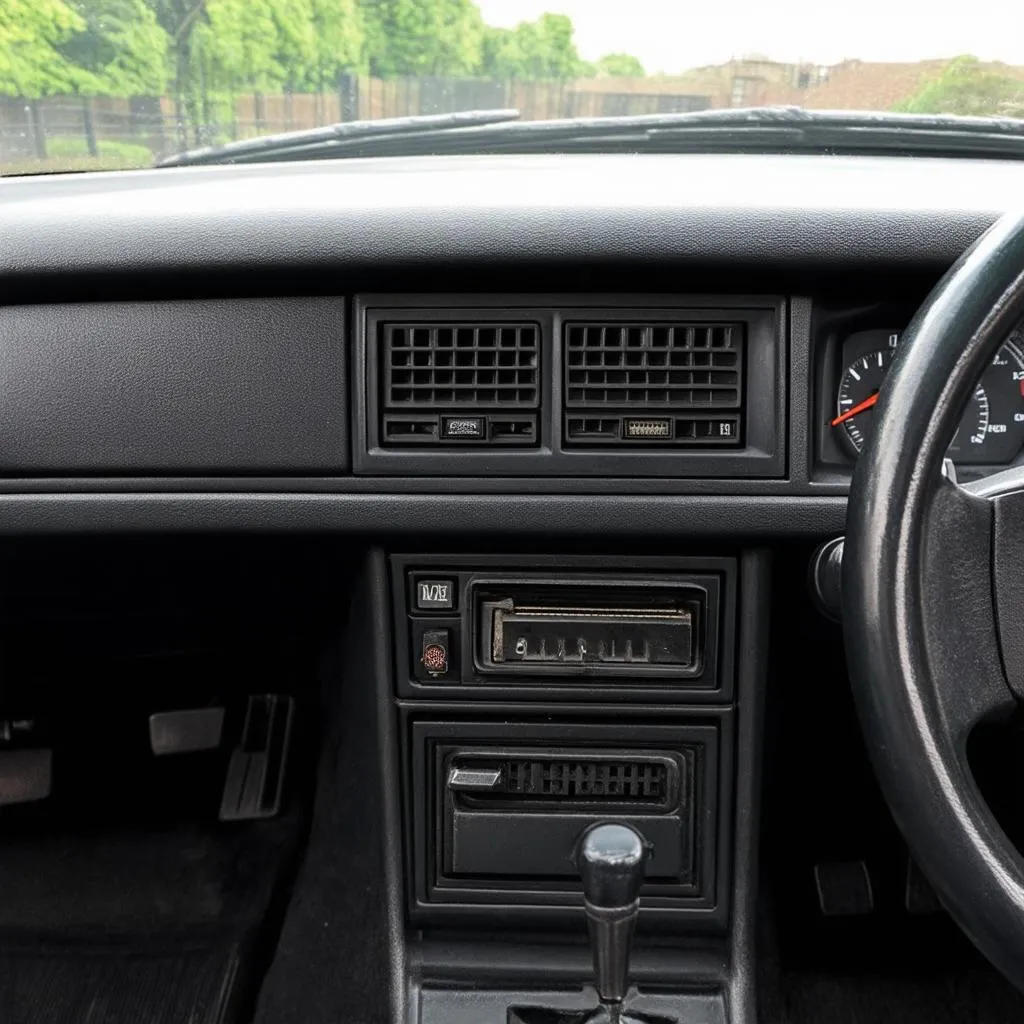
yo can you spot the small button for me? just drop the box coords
[421,629,450,677]
[416,579,455,611]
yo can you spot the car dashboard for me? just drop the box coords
[2,152,1024,1024]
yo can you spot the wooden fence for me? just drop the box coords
[0,76,712,166]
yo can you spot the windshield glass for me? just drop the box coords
[2,0,1023,174]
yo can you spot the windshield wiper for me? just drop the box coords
[157,108,521,168]
[158,106,1024,167]
[635,107,1024,159]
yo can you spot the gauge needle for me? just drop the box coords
[831,392,879,427]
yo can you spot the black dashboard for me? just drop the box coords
[5,151,1024,1024]
[1,152,1023,536]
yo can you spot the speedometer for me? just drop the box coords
[946,384,990,459]
[949,338,1024,464]
[833,330,1024,464]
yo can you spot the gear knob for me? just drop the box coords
[577,823,649,1005]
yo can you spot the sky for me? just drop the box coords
[476,0,1024,75]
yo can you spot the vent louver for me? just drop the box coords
[380,322,540,447]
[564,322,744,447]
[502,758,668,800]
[450,752,679,810]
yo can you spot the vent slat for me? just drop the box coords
[382,322,539,410]
[565,322,743,409]
[454,755,673,807]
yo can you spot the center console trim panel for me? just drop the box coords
[392,554,737,704]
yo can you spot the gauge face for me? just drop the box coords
[835,347,894,454]
[947,385,991,458]
[833,331,1024,465]
[954,337,1024,464]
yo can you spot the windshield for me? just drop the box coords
[3,0,1023,175]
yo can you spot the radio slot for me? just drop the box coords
[472,577,707,679]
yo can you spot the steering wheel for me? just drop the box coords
[844,210,1024,988]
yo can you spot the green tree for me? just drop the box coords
[525,13,582,79]
[895,55,1024,117]
[481,12,585,79]
[307,0,365,90]
[152,0,366,143]
[147,0,208,143]
[0,0,86,96]
[359,0,483,77]
[480,26,519,78]
[60,0,170,96]
[594,52,644,78]
[197,0,286,92]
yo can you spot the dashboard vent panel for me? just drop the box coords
[564,321,744,447]
[380,322,540,447]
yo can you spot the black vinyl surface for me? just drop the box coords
[0,299,347,475]
[0,155,1009,280]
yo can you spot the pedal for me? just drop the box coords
[0,719,51,807]
[149,707,225,756]
[813,860,874,916]
[219,694,294,822]
[0,748,51,806]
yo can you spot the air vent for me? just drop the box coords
[564,322,744,447]
[380,322,540,447]
[503,758,668,799]
[448,752,679,810]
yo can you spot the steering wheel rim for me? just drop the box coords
[843,210,1024,988]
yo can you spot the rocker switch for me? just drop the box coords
[416,579,455,611]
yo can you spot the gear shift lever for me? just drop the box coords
[577,823,649,1011]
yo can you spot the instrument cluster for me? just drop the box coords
[829,326,1024,471]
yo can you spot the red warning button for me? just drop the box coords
[421,630,450,677]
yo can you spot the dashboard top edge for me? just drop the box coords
[0,153,1017,277]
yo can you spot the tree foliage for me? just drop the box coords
[0,0,86,96]
[308,0,365,86]
[1,0,648,114]
[359,0,484,77]
[196,0,291,92]
[595,53,644,78]
[482,13,587,79]
[60,0,171,95]
[895,55,1024,118]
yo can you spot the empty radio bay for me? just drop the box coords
[486,600,694,669]
[473,577,708,679]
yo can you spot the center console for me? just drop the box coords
[389,552,769,1024]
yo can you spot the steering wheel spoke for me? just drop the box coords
[966,467,1024,704]
[921,477,1018,735]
